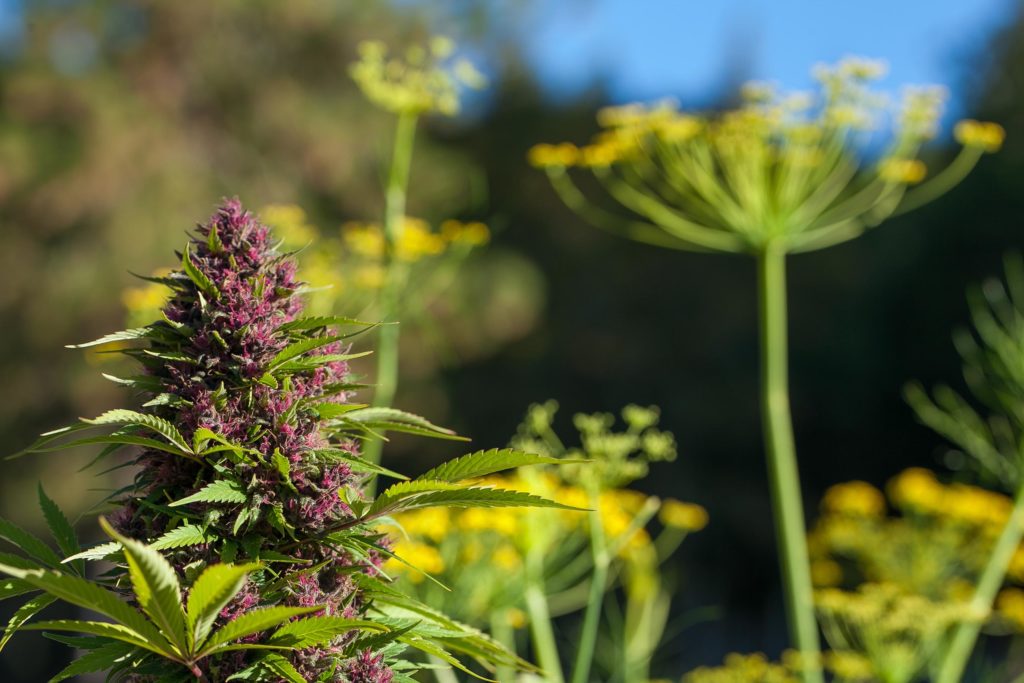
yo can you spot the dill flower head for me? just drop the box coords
[350,36,486,116]
[530,56,1002,255]
[815,583,974,682]
[684,652,799,683]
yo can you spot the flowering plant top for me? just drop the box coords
[0,200,579,682]
[530,57,1004,255]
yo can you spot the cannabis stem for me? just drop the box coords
[758,244,823,683]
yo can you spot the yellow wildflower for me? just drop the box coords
[441,220,490,246]
[888,468,945,514]
[821,481,886,517]
[955,119,1006,152]
[350,37,483,116]
[878,158,927,184]
[387,540,444,583]
[997,588,1024,631]
[659,499,709,531]
[493,544,521,570]
[342,222,385,258]
[656,115,702,142]
[457,507,520,536]
[945,484,1011,528]
[122,267,173,326]
[823,650,874,681]
[578,143,620,167]
[684,652,798,683]
[395,507,450,543]
[505,607,527,629]
[396,218,445,261]
[527,142,580,169]
[260,203,318,248]
[1008,547,1024,583]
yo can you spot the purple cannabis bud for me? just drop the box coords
[111,199,391,681]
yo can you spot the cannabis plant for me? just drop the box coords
[530,57,1003,682]
[0,200,576,682]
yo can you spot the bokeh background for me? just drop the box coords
[1,0,1022,678]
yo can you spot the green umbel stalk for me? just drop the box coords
[525,551,566,683]
[364,110,418,479]
[936,482,1024,683]
[757,245,824,683]
[570,483,611,683]
[490,609,517,683]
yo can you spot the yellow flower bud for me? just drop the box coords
[954,119,1006,152]
[528,142,580,168]
[659,499,709,531]
[821,480,886,517]
[878,158,927,184]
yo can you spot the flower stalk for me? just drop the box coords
[758,245,823,683]
[530,58,1002,675]
[571,480,612,683]
[525,568,566,683]
[364,109,419,476]
[936,481,1024,683]
[350,37,487,479]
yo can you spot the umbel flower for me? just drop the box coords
[530,57,1003,683]
[5,200,572,682]
[529,57,1003,255]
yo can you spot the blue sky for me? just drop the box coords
[514,0,1017,118]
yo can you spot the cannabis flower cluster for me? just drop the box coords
[104,199,390,681]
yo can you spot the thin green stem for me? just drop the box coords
[524,556,565,683]
[364,110,418,480]
[571,483,611,683]
[935,480,1024,683]
[757,245,824,683]
[491,609,517,683]
[429,655,460,683]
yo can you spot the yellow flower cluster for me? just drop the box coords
[350,37,486,117]
[260,203,318,249]
[820,480,887,518]
[659,498,710,531]
[997,587,1024,630]
[888,467,1012,527]
[121,268,173,328]
[822,651,874,682]
[385,539,444,583]
[527,56,1002,209]
[809,467,1024,648]
[342,217,489,264]
[816,583,973,681]
[386,471,706,587]
[683,653,799,683]
[878,158,927,185]
[955,119,1006,152]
